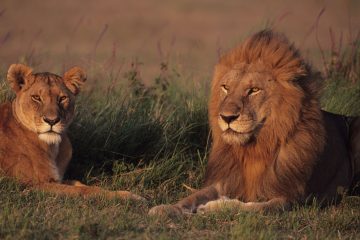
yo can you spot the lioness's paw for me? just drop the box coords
[148,204,183,218]
[109,191,146,202]
[120,191,146,202]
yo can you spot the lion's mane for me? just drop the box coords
[205,30,325,202]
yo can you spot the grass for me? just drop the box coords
[1,38,360,239]
[0,178,359,239]
[320,30,360,116]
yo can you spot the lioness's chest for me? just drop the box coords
[17,143,60,183]
[0,120,61,183]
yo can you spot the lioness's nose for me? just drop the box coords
[220,113,239,124]
[43,116,60,126]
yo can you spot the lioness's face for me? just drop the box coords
[7,64,86,145]
[15,74,76,144]
[217,68,273,145]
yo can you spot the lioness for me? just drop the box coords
[0,64,144,200]
[149,30,360,216]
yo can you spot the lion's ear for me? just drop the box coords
[7,64,33,93]
[63,67,87,95]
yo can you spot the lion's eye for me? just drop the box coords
[59,96,68,103]
[31,95,41,102]
[221,85,229,94]
[248,87,261,95]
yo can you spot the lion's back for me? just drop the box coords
[0,102,13,129]
[0,102,19,176]
[0,102,16,152]
[305,111,353,200]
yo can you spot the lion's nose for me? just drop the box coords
[220,113,239,124]
[43,116,60,126]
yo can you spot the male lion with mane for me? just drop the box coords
[0,64,144,201]
[149,30,360,216]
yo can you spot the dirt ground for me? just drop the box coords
[0,0,359,81]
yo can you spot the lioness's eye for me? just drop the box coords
[59,96,68,103]
[248,87,261,95]
[31,95,41,102]
[221,85,229,94]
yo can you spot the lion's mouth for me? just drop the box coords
[218,118,256,133]
[37,123,64,135]
[225,128,254,134]
[221,128,254,145]
[39,129,61,135]
[218,118,266,145]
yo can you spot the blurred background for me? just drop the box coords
[0,0,359,83]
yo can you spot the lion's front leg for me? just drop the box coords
[149,185,220,217]
[198,197,289,213]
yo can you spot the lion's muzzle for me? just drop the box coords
[218,115,255,133]
[220,113,240,124]
[37,118,65,145]
[43,116,60,126]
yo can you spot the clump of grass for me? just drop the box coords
[321,29,360,116]
[66,62,209,201]
[0,73,13,102]
[324,29,360,84]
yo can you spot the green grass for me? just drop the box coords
[0,176,359,239]
[1,44,360,239]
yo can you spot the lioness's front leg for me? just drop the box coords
[35,182,146,201]
[55,137,145,201]
[149,185,220,217]
[197,197,289,213]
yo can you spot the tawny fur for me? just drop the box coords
[149,30,360,217]
[0,64,144,201]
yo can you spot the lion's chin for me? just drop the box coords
[221,130,253,145]
[38,132,62,145]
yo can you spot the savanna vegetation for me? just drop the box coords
[0,31,359,239]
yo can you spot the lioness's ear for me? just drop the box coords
[63,67,86,95]
[7,64,33,92]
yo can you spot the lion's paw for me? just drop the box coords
[197,198,242,213]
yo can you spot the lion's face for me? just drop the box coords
[216,66,275,145]
[7,64,86,145]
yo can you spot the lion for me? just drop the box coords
[0,64,144,201]
[149,30,360,217]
